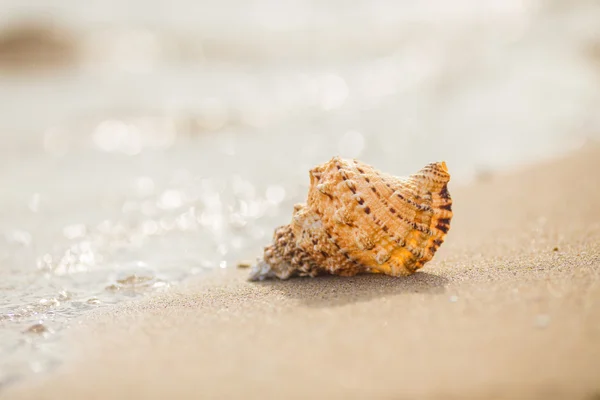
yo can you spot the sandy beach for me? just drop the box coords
[1,144,599,399]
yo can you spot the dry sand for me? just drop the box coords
[3,145,600,400]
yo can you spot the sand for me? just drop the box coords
[3,145,600,400]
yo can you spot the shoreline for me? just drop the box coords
[3,144,600,400]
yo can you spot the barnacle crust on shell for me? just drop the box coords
[249,157,452,280]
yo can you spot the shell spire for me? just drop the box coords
[249,158,452,281]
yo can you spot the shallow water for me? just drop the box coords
[1,0,600,388]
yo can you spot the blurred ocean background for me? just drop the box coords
[1,0,600,388]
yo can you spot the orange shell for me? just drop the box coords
[250,157,452,280]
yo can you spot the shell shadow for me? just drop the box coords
[255,272,448,308]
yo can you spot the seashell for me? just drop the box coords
[249,157,452,281]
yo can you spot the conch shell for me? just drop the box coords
[249,158,452,280]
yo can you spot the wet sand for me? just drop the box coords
[3,145,600,400]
